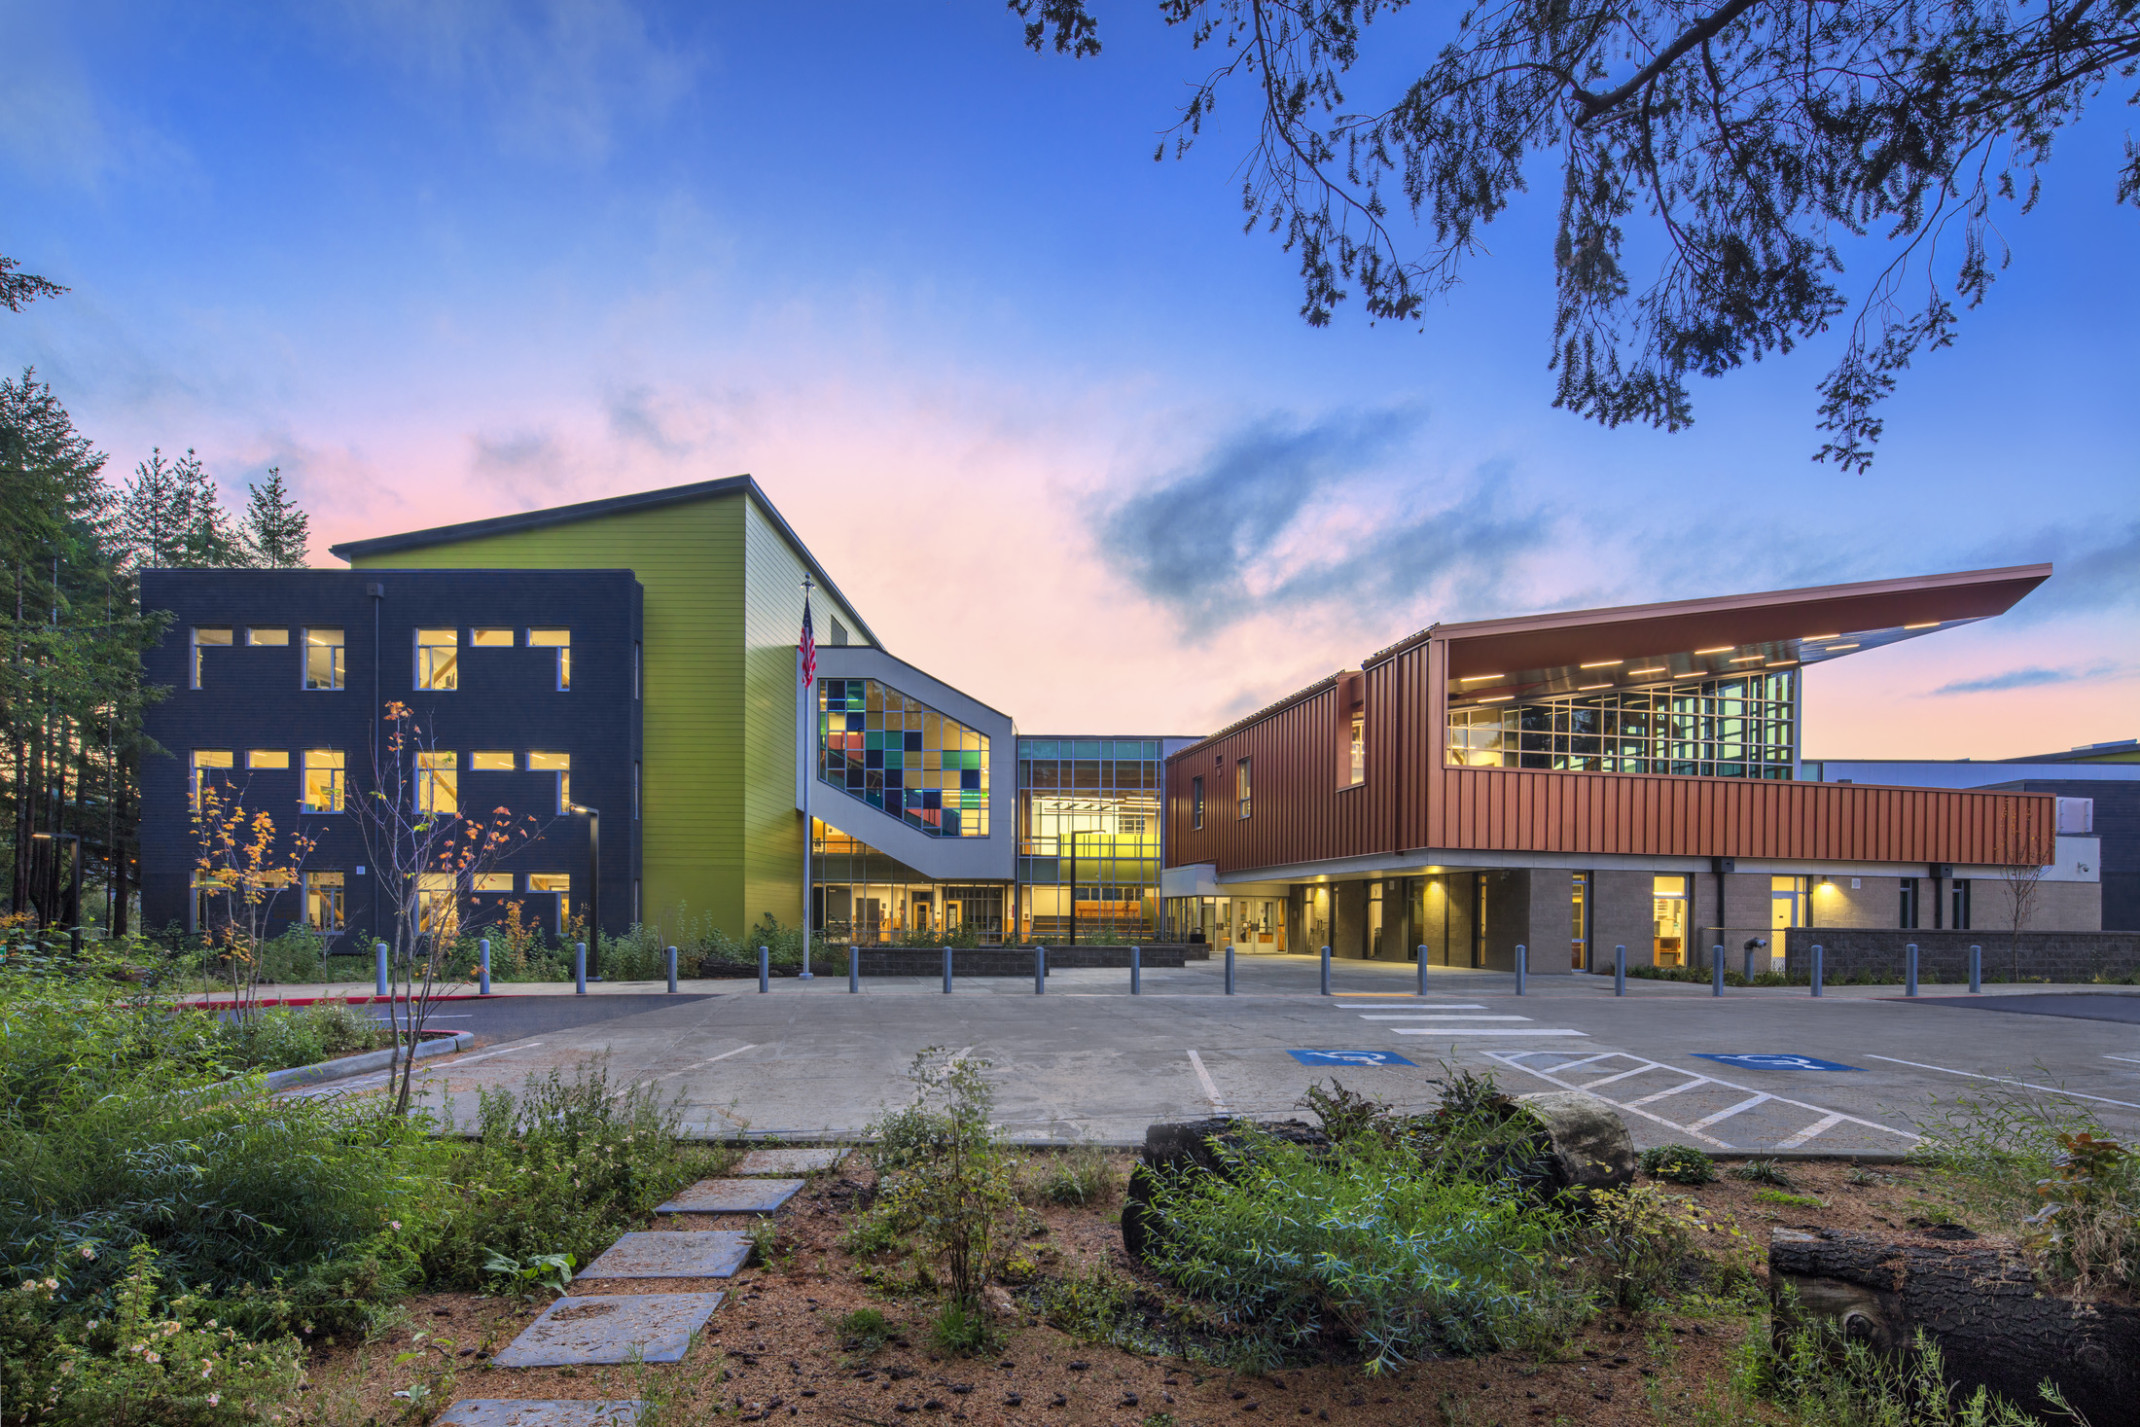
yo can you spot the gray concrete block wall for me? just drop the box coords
[1783,927,2140,981]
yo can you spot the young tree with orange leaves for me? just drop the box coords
[190,772,316,1022]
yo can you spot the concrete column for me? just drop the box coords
[1332,879,1369,959]
[1591,870,1655,969]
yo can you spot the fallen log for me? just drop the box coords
[1770,1227,2140,1425]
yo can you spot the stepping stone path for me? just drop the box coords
[734,1146,847,1175]
[654,1177,804,1214]
[577,1230,750,1280]
[491,1292,726,1367]
[436,1402,647,1425]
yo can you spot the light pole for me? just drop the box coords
[569,804,600,979]
[30,831,84,955]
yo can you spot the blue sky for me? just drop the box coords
[4,0,2136,754]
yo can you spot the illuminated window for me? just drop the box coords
[1446,669,1797,780]
[191,749,234,804]
[307,871,345,931]
[1348,712,1365,785]
[816,677,990,836]
[471,872,514,893]
[528,751,570,812]
[528,629,570,690]
[415,628,459,690]
[471,751,515,771]
[471,628,514,647]
[247,749,289,770]
[527,872,570,923]
[1654,874,1690,967]
[248,627,288,646]
[417,751,458,815]
[1192,776,1204,831]
[303,749,345,812]
[304,628,344,690]
[191,627,232,688]
[1236,758,1252,820]
[416,872,458,939]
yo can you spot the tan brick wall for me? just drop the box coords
[1969,877,2101,933]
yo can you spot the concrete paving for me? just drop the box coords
[653,1179,803,1214]
[576,1231,750,1280]
[324,953,2140,1153]
[491,1292,725,1367]
[436,1402,645,1426]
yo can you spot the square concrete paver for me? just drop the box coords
[577,1231,750,1280]
[654,1178,804,1214]
[734,1147,848,1176]
[490,1292,724,1367]
[437,1403,646,1426]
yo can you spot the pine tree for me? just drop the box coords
[115,448,246,570]
[241,467,310,568]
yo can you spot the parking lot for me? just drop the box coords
[309,953,2140,1152]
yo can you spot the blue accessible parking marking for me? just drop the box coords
[1693,1053,1865,1073]
[1288,1049,1416,1067]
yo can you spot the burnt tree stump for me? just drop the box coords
[1770,1227,2140,1424]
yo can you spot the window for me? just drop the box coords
[191,627,232,688]
[634,761,641,820]
[471,751,515,771]
[248,627,288,646]
[830,616,849,647]
[1898,876,1919,929]
[303,749,345,812]
[416,873,458,939]
[527,872,570,924]
[1571,871,1592,970]
[191,749,234,805]
[528,629,570,690]
[529,751,570,812]
[247,749,289,770]
[1236,758,1252,819]
[471,872,514,893]
[1192,776,1204,830]
[471,628,514,647]
[417,751,457,815]
[1348,712,1366,785]
[1447,669,1797,780]
[304,628,344,690]
[1653,874,1689,967]
[307,871,345,931]
[1951,878,1972,930]
[416,628,459,690]
[634,642,642,699]
[816,676,991,836]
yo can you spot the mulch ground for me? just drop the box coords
[296,1155,1962,1427]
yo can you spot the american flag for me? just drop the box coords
[799,597,816,688]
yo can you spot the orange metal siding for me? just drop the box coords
[1168,633,2056,873]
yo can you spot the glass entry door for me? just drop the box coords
[1652,875,1688,966]
[1769,875,1803,972]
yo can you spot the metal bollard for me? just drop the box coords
[1417,945,1428,996]
[758,944,769,994]
[479,938,492,996]
[1811,944,1824,997]
[1130,945,1141,995]
[666,945,678,994]
[1711,944,1724,997]
[1225,944,1236,995]
[1613,945,1626,997]
[1515,943,1527,995]
[1905,943,1919,997]
[849,945,860,994]
[1969,944,1982,994]
[1319,945,1332,996]
[375,941,389,996]
[1035,945,1046,995]
[575,942,587,995]
[943,946,953,995]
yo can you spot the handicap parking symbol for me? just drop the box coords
[1288,1049,1416,1068]
[1693,1053,1865,1073]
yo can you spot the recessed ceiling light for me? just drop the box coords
[1802,633,1841,641]
[1767,661,1798,668]
[1904,621,1939,630]
[1696,646,1734,655]
[1826,643,1860,652]
[1578,682,1612,691]
[1458,673,1504,682]
[1579,659,1623,669]
[1728,655,1765,663]
[1477,694,1514,702]
[1627,666,1669,676]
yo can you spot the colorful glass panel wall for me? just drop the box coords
[818,677,991,836]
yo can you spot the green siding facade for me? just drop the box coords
[346,487,868,938]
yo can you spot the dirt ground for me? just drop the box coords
[288,1152,1993,1427]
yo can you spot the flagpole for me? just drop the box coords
[798,576,816,981]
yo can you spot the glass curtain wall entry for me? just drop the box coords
[1653,875,1690,966]
[1447,670,1797,778]
[304,628,345,690]
[811,819,1008,944]
[1017,738,1163,942]
[819,677,991,837]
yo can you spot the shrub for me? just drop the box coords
[421,1061,720,1289]
[836,1307,894,1354]
[1024,1144,1118,1207]
[930,1299,994,1355]
[859,1049,1020,1308]
[1639,1145,1718,1185]
[1037,1259,1136,1343]
[1759,1324,2072,1426]
[212,1001,391,1072]
[1582,1185,1708,1308]
[1729,1158,1793,1186]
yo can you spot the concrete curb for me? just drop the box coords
[263,1031,474,1090]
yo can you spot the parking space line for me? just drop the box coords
[644,1043,758,1084]
[1393,1027,1589,1036]
[1574,1063,1674,1089]
[1360,1013,1528,1021]
[1623,1079,1708,1108]
[1344,1003,1488,1011]
[1686,1094,1771,1131]
[1775,1112,1848,1149]
[1187,1049,1225,1111]
[2105,1054,2140,1066]
[1864,1054,2140,1109]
